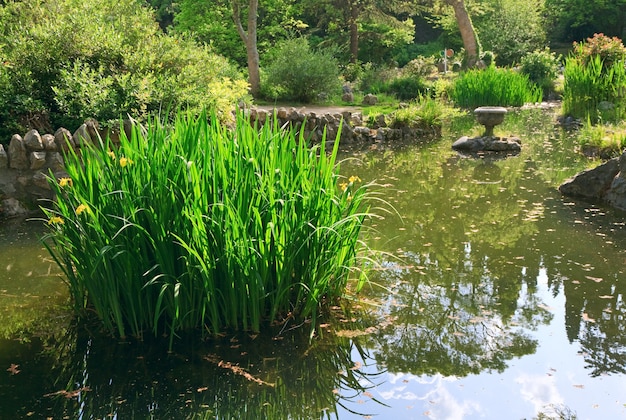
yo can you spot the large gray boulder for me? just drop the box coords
[559,151,626,210]
[558,158,619,199]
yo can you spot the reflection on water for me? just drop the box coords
[2,108,626,418]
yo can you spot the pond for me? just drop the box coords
[1,107,626,419]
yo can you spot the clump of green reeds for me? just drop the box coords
[562,55,626,123]
[450,66,543,108]
[42,111,374,344]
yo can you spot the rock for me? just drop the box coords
[32,171,51,190]
[42,134,57,151]
[452,136,520,153]
[558,158,619,199]
[29,151,47,170]
[605,177,626,210]
[47,152,65,172]
[342,92,354,102]
[1,197,29,217]
[73,123,93,146]
[85,119,100,143]
[362,94,378,106]
[23,129,44,151]
[55,127,74,153]
[0,145,7,169]
[9,134,29,170]
[276,107,288,120]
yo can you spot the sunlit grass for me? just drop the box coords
[578,119,626,157]
[42,111,378,345]
[450,66,543,108]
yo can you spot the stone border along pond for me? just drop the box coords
[0,106,438,219]
[1,104,624,219]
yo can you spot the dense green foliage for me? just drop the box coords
[43,112,373,344]
[562,56,626,123]
[520,48,562,96]
[562,34,626,123]
[476,0,547,66]
[450,66,543,108]
[174,0,305,68]
[261,38,342,102]
[0,0,246,140]
[545,0,626,43]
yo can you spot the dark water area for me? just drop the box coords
[1,108,626,419]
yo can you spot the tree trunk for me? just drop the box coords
[233,0,260,97]
[348,0,360,63]
[447,0,478,67]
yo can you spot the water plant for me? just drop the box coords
[450,66,543,108]
[562,55,626,123]
[42,111,374,345]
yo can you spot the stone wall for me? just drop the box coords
[0,108,436,218]
[0,119,125,218]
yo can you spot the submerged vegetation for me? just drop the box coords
[42,112,376,344]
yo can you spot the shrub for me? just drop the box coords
[386,77,430,101]
[573,33,626,68]
[520,48,562,96]
[0,0,246,139]
[42,111,374,346]
[262,38,342,103]
[450,67,543,108]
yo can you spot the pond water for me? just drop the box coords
[1,108,626,419]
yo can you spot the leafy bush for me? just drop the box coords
[262,38,342,103]
[402,56,438,78]
[386,77,430,101]
[562,55,626,123]
[43,111,373,345]
[520,48,562,96]
[0,0,246,140]
[573,33,626,67]
[450,67,543,108]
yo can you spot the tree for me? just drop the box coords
[545,0,626,43]
[301,0,416,64]
[232,0,260,96]
[444,0,479,66]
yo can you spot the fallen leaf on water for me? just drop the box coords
[6,364,20,375]
[582,313,596,323]
[599,295,613,299]
[585,276,603,282]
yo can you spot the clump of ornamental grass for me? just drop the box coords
[450,66,543,108]
[42,111,375,346]
[562,55,626,123]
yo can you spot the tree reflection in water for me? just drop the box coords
[339,107,626,381]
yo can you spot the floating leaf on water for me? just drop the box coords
[585,276,603,282]
[598,295,613,299]
[582,313,595,323]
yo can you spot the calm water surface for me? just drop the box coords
[1,108,625,419]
